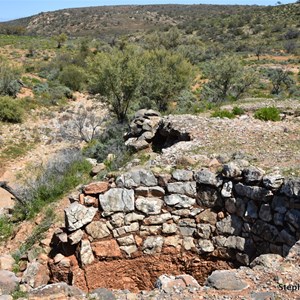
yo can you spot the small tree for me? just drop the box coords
[59,65,87,91]
[201,56,257,102]
[0,58,21,97]
[88,45,143,123]
[267,68,294,95]
[54,33,67,49]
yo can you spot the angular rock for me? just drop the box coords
[224,236,245,251]
[0,255,15,272]
[259,204,272,222]
[28,282,86,300]
[278,229,297,247]
[157,173,172,187]
[124,212,145,224]
[285,209,300,229]
[164,194,195,208]
[250,254,283,269]
[198,239,214,253]
[252,220,279,243]
[120,245,138,256]
[85,221,110,240]
[263,174,284,190]
[155,274,200,292]
[99,188,134,213]
[91,163,106,176]
[234,183,272,201]
[195,168,222,187]
[140,225,161,235]
[164,235,182,248]
[195,209,217,225]
[84,181,109,195]
[243,166,265,184]
[116,169,157,188]
[110,213,125,228]
[281,179,300,197]
[206,270,248,290]
[196,224,213,239]
[272,196,288,214]
[172,170,194,181]
[244,200,258,219]
[197,185,222,208]
[225,197,236,214]
[142,236,164,254]
[222,162,242,178]
[125,138,149,151]
[91,240,122,258]
[89,288,116,300]
[22,261,49,288]
[68,229,84,245]
[162,223,178,234]
[221,181,233,198]
[0,270,19,295]
[216,215,242,235]
[143,213,172,225]
[117,235,136,246]
[65,202,97,231]
[167,182,197,197]
[134,186,165,197]
[135,197,163,215]
[183,237,195,251]
[79,240,94,266]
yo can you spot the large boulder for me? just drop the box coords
[0,270,19,295]
[116,169,157,188]
[22,261,49,288]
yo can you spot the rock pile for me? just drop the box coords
[45,162,300,292]
[124,109,161,151]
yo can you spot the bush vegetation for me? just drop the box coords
[0,96,23,123]
[254,107,281,121]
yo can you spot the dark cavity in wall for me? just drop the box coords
[152,123,191,153]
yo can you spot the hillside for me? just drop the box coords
[0,3,299,42]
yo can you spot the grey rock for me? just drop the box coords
[252,220,279,242]
[0,270,19,295]
[179,226,196,236]
[196,223,213,239]
[135,197,163,215]
[263,174,284,190]
[198,239,214,253]
[90,288,116,300]
[281,179,300,197]
[243,166,265,184]
[221,181,233,198]
[179,218,196,227]
[250,292,275,300]
[99,188,134,213]
[124,212,145,224]
[135,186,165,197]
[216,215,242,235]
[117,235,135,246]
[116,169,157,188]
[65,202,97,232]
[259,204,272,222]
[197,186,222,208]
[272,195,288,214]
[250,254,283,269]
[140,225,161,235]
[224,236,245,251]
[183,237,195,250]
[85,221,110,239]
[110,213,125,228]
[234,183,272,201]
[285,209,300,229]
[164,235,182,248]
[167,182,197,197]
[172,169,194,181]
[120,245,137,256]
[278,229,297,246]
[222,162,242,178]
[244,200,258,219]
[164,194,195,208]
[194,168,222,187]
[143,213,172,225]
[274,213,284,226]
[212,236,227,247]
[225,197,236,214]
[79,240,94,266]
[0,255,15,272]
[22,261,49,288]
[172,209,190,217]
[68,229,84,245]
[206,270,248,290]
[236,198,247,217]
[162,223,178,234]
[125,138,149,151]
[143,236,164,254]
[113,222,139,237]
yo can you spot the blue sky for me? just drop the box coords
[0,0,296,21]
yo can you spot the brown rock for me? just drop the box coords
[91,240,122,258]
[22,261,50,288]
[196,209,218,225]
[84,182,109,195]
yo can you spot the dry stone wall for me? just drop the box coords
[49,163,300,291]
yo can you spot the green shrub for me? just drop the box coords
[0,96,23,123]
[232,106,245,115]
[59,65,87,91]
[211,109,235,119]
[254,107,281,121]
[0,216,13,241]
[0,58,21,97]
